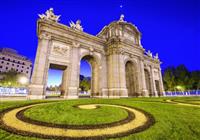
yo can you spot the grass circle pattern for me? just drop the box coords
[0,102,155,140]
[23,102,129,125]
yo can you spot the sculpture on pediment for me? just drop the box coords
[119,14,126,22]
[38,8,60,22]
[154,53,159,60]
[69,20,83,31]
[146,50,153,58]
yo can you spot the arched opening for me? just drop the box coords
[46,64,67,98]
[125,61,137,97]
[144,69,152,96]
[79,55,99,97]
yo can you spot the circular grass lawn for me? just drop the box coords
[23,102,129,125]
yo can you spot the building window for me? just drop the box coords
[6,67,8,70]
[13,60,15,62]
[16,69,18,72]
[18,61,20,64]
[7,62,9,65]
[0,66,2,68]
[30,65,32,67]
[21,70,23,72]
[2,57,4,60]
[26,71,28,73]
[17,65,19,67]
[12,64,14,66]
[22,62,25,65]
[27,67,29,69]
[8,58,10,61]
[1,61,4,64]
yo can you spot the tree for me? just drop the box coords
[163,65,200,91]
[174,65,189,90]
[163,66,176,91]
[189,71,200,90]
[80,78,91,92]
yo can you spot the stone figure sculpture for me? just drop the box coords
[154,53,159,60]
[147,50,153,58]
[119,14,125,22]
[38,8,60,22]
[69,20,83,31]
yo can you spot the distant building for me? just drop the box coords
[0,48,32,78]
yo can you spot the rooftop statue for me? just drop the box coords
[119,14,126,22]
[154,53,159,60]
[38,8,60,22]
[69,20,83,31]
[147,50,153,58]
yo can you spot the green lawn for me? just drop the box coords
[24,102,128,125]
[0,97,200,140]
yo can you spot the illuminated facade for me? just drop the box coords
[29,8,164,99]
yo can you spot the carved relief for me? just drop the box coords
[123,32,136,44]
[53,45,68,55]
[51,42,70,57]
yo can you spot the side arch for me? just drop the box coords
[124,58,140,97]
[79,50,102,97]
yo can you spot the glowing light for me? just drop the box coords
[18,76,28,85]
[175,85,185,91]
[8,82,11,86]
[120,5,123,8]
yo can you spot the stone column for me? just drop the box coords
[158,68,165,96]
[60,68,68,97]
[65,45,79,99]
[119,54,128,97]
[150,66,158,97]
[107,52,127,98]
[28,33,51,99]
[100,55,109,98]
[140,62,148,96]
[107,54,118,97]
[91,60,99,97]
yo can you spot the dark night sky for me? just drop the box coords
[0,0,199,85]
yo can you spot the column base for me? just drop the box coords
[142,89,149,97]
[101,88,109,97]
[108,88,128,97]
[65,87,79,99]
[63,95,79,99]
[154,91,158,97]
[108,96,120,98]
[27,95,46,100]
[28,84,45,100]
[101,95,109,98]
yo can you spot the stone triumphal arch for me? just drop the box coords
[28,8,164,99]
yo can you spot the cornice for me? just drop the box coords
[37,19,106,46]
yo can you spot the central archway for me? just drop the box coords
[79,55,99,97]
[125,61,138,97]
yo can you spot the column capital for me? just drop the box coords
[72,41,80,48]
[38,32,51,40]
